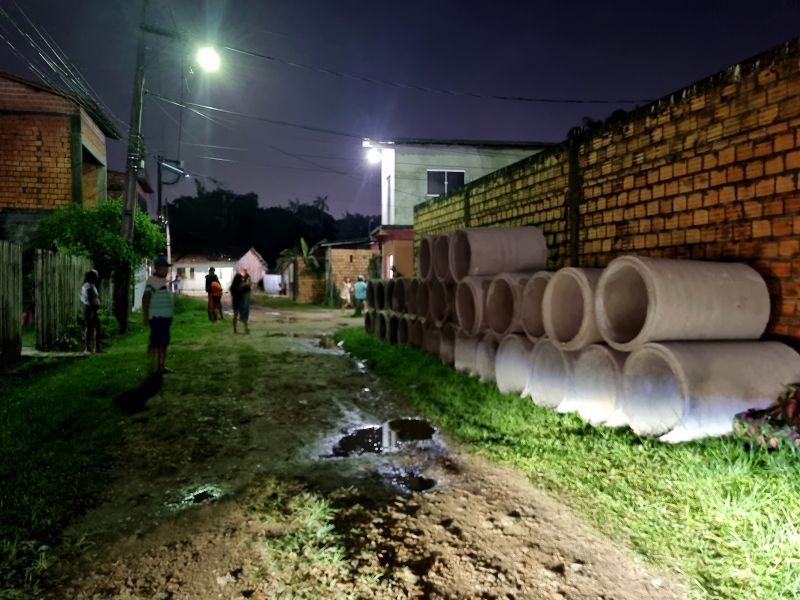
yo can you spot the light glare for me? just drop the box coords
[367,147,381,164]
[196,47,221,72]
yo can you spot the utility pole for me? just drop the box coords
[113,0,150,332]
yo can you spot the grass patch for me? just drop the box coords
[0,295,214,596]
[248,479,392,598]
[249,293,332,311]
[337,327,800,600]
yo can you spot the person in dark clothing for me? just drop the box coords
[205,267,221,321]
[230,266,252,334]
[80,269,101,353]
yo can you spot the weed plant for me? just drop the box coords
[337,327,800,600]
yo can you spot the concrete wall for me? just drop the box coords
[385,145,544,226]
[414,37,800,340]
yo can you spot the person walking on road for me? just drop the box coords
[80,269,101,353]
[205,267,221,321]
[354,275,367,316]
[340,276,353,312]
[142,255,174,375]
[230,266,252,334]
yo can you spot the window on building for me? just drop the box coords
[427,170,465,196]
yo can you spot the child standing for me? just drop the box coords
[142,255,174,375]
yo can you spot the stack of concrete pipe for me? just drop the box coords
[364,230,800,442]
[363,226,549,371]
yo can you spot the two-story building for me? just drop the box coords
[0,70,120,245]
[363,138,552,278]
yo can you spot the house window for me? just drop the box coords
[427,170,465,196]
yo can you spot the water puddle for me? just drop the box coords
[394,472,437,493]
[332,418,436,457]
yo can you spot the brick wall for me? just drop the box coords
[297,268,325,304]
[330,248,372,290]
[414,37,800,339]
[0,112,73,211]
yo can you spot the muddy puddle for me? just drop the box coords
[325,418,444,494]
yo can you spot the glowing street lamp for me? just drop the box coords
[366,147,382,164]
[196,46,221,72]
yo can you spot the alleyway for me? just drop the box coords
[47,302,684,599]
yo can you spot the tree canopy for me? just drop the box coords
[34,200,165,278]
[168,184,376,268]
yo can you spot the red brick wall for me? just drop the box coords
[415,38,800,339]
[0,112,73,210]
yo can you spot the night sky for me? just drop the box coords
[1,1,799,217]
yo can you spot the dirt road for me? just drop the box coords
[48,304,684,599]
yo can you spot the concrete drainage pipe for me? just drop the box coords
[596,257,771,352]
[439,322,458,365]
[422,323,442,355]
[487,273,534,336]
[454,332,480,374]
[475,332,502,383]
[559,344,628,426]
[387,314,400,344]
[525,339,579,409]
[406,278,420,315]
[391,278,407,312]
[364,311,375,335]
[374,280,387,311]
[542,267,604,351]
[416,280,431,321]
[419,236,436,281]
[434,234,456,283]
[366,280,376,310]
[521,271,554,343]
[455,276,494,336]
[385,279,396,311]
[408,317,424,348]
[495,334,534,395]
[429,279,455,327]
[449,226,547,280]
[397,315,411,345]
[376,311,390,340]
[622,341,800,442]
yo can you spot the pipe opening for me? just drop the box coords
[521,277,548,338]
[364,312,374,334]
[529,343,570,408]
[377,313,388,339]
[600,264,649,344]
[397,317,409,344]
[487,279,514,334]
[419,238,433,280]
[417,282,430,320]
[433,236,451,281]
[456,283,477,333]
[375,282,386,310]
[429,281,447,323]
[388,315,400,344]
[548,275,585,343]
[450,231,471,281]
[622,349,683,435]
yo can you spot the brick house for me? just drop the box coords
[0,70,121,245]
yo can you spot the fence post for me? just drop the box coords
[0,241,22,363]
[35,249,91,351]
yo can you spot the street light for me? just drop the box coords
[196,47,221,72]
[366,147,381,164]
[115,0,221,331]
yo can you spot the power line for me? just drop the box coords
[220,44,651,106]
[147,91,364,138]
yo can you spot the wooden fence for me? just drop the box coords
[35,249,91,351]
[0,241,22,363]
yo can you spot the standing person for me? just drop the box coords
[339,276,353,312]
[205,267,220,321]
[210,278,224,321]
[142,255,174,375]
[172,272,182,294]
[80,269,101,353]
[230,266,252,334]
[354,275,367,316]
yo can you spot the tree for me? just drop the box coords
[34,200,164,279]
[276,237,326,273]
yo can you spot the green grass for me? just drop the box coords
[0,295,214,596]
[249,293,332,311]
[337,327,800,600]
